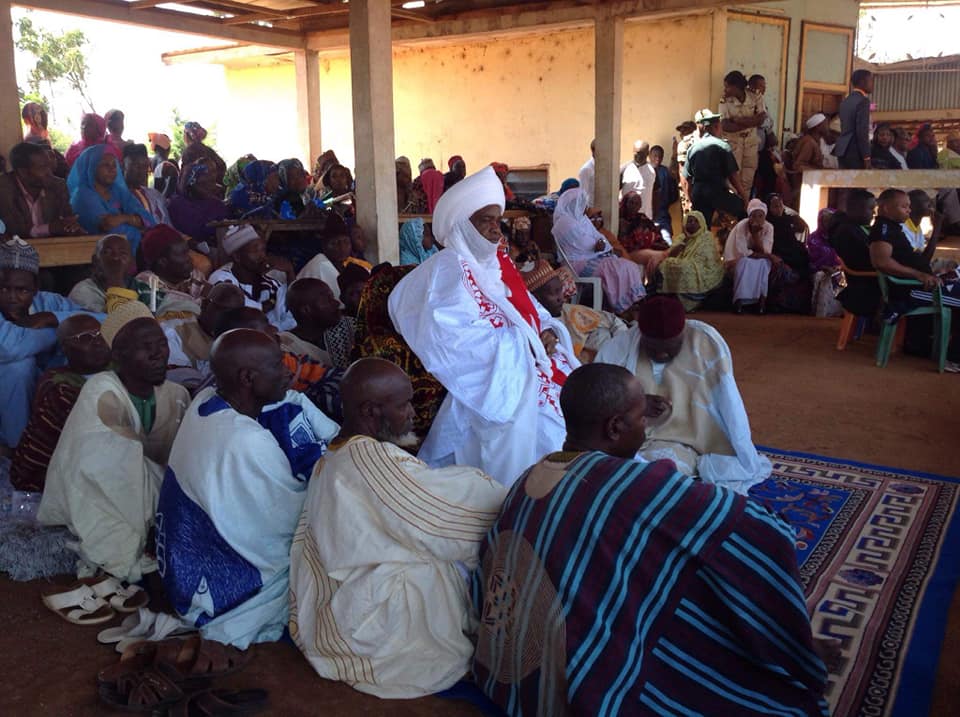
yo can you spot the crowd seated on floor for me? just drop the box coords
[0,81,958,714]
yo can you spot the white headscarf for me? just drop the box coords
[551,187,607,260]
[432,166,551,372]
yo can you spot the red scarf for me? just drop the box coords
[497,250,567,386]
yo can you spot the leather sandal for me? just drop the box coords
[99,636,251,688]
[97,663,185,712]
[168,688,269,717]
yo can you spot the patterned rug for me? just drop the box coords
[751,448,960,717]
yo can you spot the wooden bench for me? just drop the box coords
[26,235,103,268]
[798,169,960,228]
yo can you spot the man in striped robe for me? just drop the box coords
[471,363,828,717]
[289,358,506,698]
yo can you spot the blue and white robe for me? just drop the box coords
[156,388,338,648]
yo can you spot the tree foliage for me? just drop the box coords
[15,16,96,114]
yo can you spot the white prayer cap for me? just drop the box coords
[222,225,260,255]
[432,165,504,246]
[806,113,827,129]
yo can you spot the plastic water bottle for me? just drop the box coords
[280,201,296,220]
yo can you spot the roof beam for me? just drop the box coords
[14,0,306,49]
[221,4,347,26]
[306,0,763,49]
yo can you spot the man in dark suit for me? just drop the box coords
[0,142,82,238]
[833,70,874,170]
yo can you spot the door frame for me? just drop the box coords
[728,11,790,136]
[797,21,856,129]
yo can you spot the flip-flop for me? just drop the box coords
[115,613,194,654]
[168,688,269,717]
[41,584,116,626]
[98,612,143,645]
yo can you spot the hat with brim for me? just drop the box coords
[694,108,722,124]
[676,121,697,133]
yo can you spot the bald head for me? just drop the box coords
[199,282,246,335]
[560,363,648,458]
[340,358,416,447]
[286,277,341,329]
[210,328,289,415]
[57,313,111,375]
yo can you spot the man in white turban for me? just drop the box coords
[388,166,579,487]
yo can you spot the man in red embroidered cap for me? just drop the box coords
[134,223,208,317]
[596,295,770,494]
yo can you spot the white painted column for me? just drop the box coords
[593,10,623,237]
[294,49,322,168]
[0,1,23,157]
[349,0,398,264]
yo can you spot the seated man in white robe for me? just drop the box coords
[156,329,338,649]
[38,301,189,581]
[388,166,579,487]
[595,295,769,494]
[290,358,506,698]
[162,281,245,391]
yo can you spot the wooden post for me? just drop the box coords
[594,9,623,237]
[0,0,23,157]
[709,9,728,112]
[294,49,322,169]
[349,0,398,264]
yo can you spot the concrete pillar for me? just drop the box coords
[294,49,322,168]
[709,9,728,112]
[0,1,23,157]
[593,10,623,237]
[349,0,398,264]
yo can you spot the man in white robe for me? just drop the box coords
[39,301,189,581]
[388,166,579,487]
[595,295,769,494]
[156,329,338,649]
[290,358,506,698]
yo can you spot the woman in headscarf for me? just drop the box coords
[869,123,901,170]
[418,159,444,213]
[656,211,724,311]
[805,208,843,317]
[68,144,155,257]
[228,159,280,219]
[765,193,812,313]
[723,198,775,313]
[64,113,120,169]
[552,187,645,313]
[167,159,229,248]
[223,154,257,197]
[179,121,227,188]
[618,190,670,274]
[399,218,438,266]
[274,158,311,217]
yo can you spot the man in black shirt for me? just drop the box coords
[869,188,960,369]
[683,109,748,227]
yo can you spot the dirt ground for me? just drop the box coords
[0,311,957,716]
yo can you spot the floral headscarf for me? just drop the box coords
[184,121,208,144]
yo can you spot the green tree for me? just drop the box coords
[15,16,95,115]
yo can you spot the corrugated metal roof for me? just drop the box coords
[873,67,960,111]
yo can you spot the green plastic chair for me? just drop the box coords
[876,273,951,372]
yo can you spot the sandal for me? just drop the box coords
[98,664,184,713]
[82,575,149,613]
[41,584,116,626]
[99,637,251,687]
[168,688,269,717]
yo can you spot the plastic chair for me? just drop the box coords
[835,259,876,351]
[554,240,603,311]
[875,274,951,372]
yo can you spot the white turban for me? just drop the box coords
[806,113,827,129]
[429,166,550,371]
[222,225,260,255]
[747,198,768,217]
